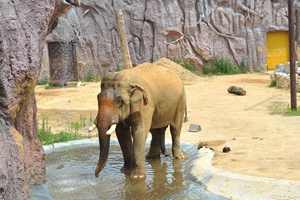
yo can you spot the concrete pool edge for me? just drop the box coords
[192,147,300,200]
[39,138,300,200]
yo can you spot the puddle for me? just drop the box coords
[46,144,227,200]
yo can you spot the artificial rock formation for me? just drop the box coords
[41,0,289,82]
[0,1,79,199]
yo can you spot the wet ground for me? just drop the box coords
[46,144,227,200]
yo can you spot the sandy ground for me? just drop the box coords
[36,73,300,181]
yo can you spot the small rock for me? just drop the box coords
[197,142,206,149]
[222,146,231,153]
[56,164,64,169]
[188,124,202,132]
[252,136,263,140]
[227,86,246,96]
[197,143,215,151]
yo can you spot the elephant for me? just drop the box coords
[95,61,187,179]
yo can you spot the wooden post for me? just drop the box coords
[116,10,133,69]
[288,0,297,110]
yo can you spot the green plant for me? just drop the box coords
[66,115,89,134]
[174,59,196,72]
[37,116,85,145]
[83,70,100,82]
[270,102,289,115]
[203,58,245,75]
[238,60,248,73]
[37,78,48,85]
[269,102,300,116]
[269,79,277,87]
[38,128,82,145]
[173,59,202,75]
[45,82,64,89]
[286,108,300,116]
[116,64,123,71]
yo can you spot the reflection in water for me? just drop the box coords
[123,159,184,200]
[46,144,227,200]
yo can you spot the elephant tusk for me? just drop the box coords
[106,125,116,135]
[89,124,116,134]
[88,124,96,132]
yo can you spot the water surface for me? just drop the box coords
[46,144,227,200]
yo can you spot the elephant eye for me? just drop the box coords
[115,96,124,107]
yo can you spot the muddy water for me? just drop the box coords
[46,144,227,200]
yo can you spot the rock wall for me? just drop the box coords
[42,0,289,81]
[0,1,79,199]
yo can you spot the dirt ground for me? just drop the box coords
[36,73,300,181]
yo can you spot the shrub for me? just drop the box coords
[238,59,248,73]
[203,58,246,75]
[173,59,201,75]
[83,70,97,82]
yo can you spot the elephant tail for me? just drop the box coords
[183,91,188,122]
[184,104,188,122]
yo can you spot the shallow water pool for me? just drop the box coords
[46,144,227,200]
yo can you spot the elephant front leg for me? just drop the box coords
[130,115,151,179]
[116,123,134,175]
[131,128,147,179]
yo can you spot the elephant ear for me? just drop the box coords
[129,84,148,113]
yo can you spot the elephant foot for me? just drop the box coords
[173,150,185,160]
[120,166,131,175]
[121,162,135,175]
[163,151,170,157]
[130,168,145,180]
[146,152,161,159]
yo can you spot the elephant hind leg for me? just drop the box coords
[170,125,184,159]
[170,96,185,160]
[146,126,167,159]
[116,123,135,174]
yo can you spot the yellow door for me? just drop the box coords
[266,31,289,70]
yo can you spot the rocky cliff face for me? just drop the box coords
[44,0,288,81]
[0,1,79,199]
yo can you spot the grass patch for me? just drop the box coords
[270,102,289,115]
[37,117,84,145]
[270,102,300,116]
[286,108,300,116]
[38,129,82,145]
[203,58,247,75]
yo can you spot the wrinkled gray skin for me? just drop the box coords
[95,62,186,179]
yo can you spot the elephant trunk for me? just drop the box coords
[95,133,111,177]
[95,96,116,177]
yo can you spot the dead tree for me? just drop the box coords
[116,10,133,69]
